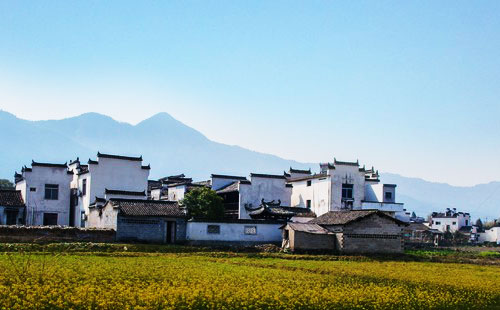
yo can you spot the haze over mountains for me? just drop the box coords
[1,110,499,220]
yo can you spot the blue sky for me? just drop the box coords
[0,1,499,186]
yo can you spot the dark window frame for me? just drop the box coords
[44,184,59,200]
[82,179,87,196]
[342,183,354,200]
[306,180,312,187]
[306,200,312,209]
[207,225,220,234]
[385,192,393,200]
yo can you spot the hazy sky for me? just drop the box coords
[1,1,499,186]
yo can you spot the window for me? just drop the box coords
[207,225,220,234]
[29,187,36,192]
[342,184,353,200]
[452,221,456,225]
[306,180,312,187]
[465,220,469,226]
[244,226,257,235]
[385,192,392,199]
[435,221,441,225]
[44,184,59,200]
[306,200,312,209]
[82,179,87,196]
[43,213,58,225]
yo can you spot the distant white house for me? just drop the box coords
[478,226,500,244]
[15,161,73,226]
[69,152,150,227]
[287,159,409,222]
[429,208,471,233]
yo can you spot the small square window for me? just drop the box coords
[207,225,220,234]
[385,192,392,199]
[30,187,36,192]
[306,180,312,187]
[452,221,456,225]
[244,226,257,235]
[436,221,441,225]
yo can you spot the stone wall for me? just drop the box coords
[0,226,115,243]
[116,216,186,243]
[290,230,336,251]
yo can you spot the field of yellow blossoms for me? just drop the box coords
[0,247,499,309]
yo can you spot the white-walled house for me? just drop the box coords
[15,161,73,226]
[69,153,150,227]
[429,208,471,233]
[478,227,500,244]
[211,173,308,220]
[288,159,408,221]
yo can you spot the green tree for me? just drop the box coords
[181,187,224,220]
[0,179,14,189]
[475,218,483,230]
[411,211,417,219]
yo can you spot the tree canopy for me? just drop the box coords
[181,187,225,220]
[0,179,14,189]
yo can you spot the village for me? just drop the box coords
[1,151,498,253]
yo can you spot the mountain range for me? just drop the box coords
[1,110,499,220]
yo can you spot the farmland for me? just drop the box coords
[0,244,499,309]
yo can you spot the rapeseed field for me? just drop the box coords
[0,250,499,309]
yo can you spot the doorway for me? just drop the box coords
[166,221,176,244]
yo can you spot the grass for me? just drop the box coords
[0,243,499,309]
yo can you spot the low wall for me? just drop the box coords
[0,226,115,243]
[186,220,283,246]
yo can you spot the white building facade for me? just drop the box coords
[288,159,408,221]
[69,153,150,227]
[15,161,73,226]
[429,208,471,233]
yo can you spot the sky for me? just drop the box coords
[0,1,499,186]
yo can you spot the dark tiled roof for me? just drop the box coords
[31,160,67,168]
[459,226,473,233]
[250,173,287,179]
[287,173,328,182]
[97,152,143,162]
[284,223,333,234]
[289,167,312,174]
[141,164,151,170]
[333,158,359,166]
[110,199,185,217]
[216,181,239,194]
[105,189,146,196]
[309,210,406,226]
[384,184,397,188]
[211,174,248,181]
[88,159,98,165]
[0,190,24,207]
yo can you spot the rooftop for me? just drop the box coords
[96,152,143,162]
[109,198,185,217]
[105,189,146,197]
[211,174,248,181]
[309,210,406,226]
[0,190,24,207]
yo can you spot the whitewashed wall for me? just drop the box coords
[478,227,500,244]
[77,157,149,227]
[289,177,330,216]
[16,166,73,226]
[430,213,471,233]
[238,175,291,219]
[186,221,283,243]
[328,164,366,210]
[88,203,118,229]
